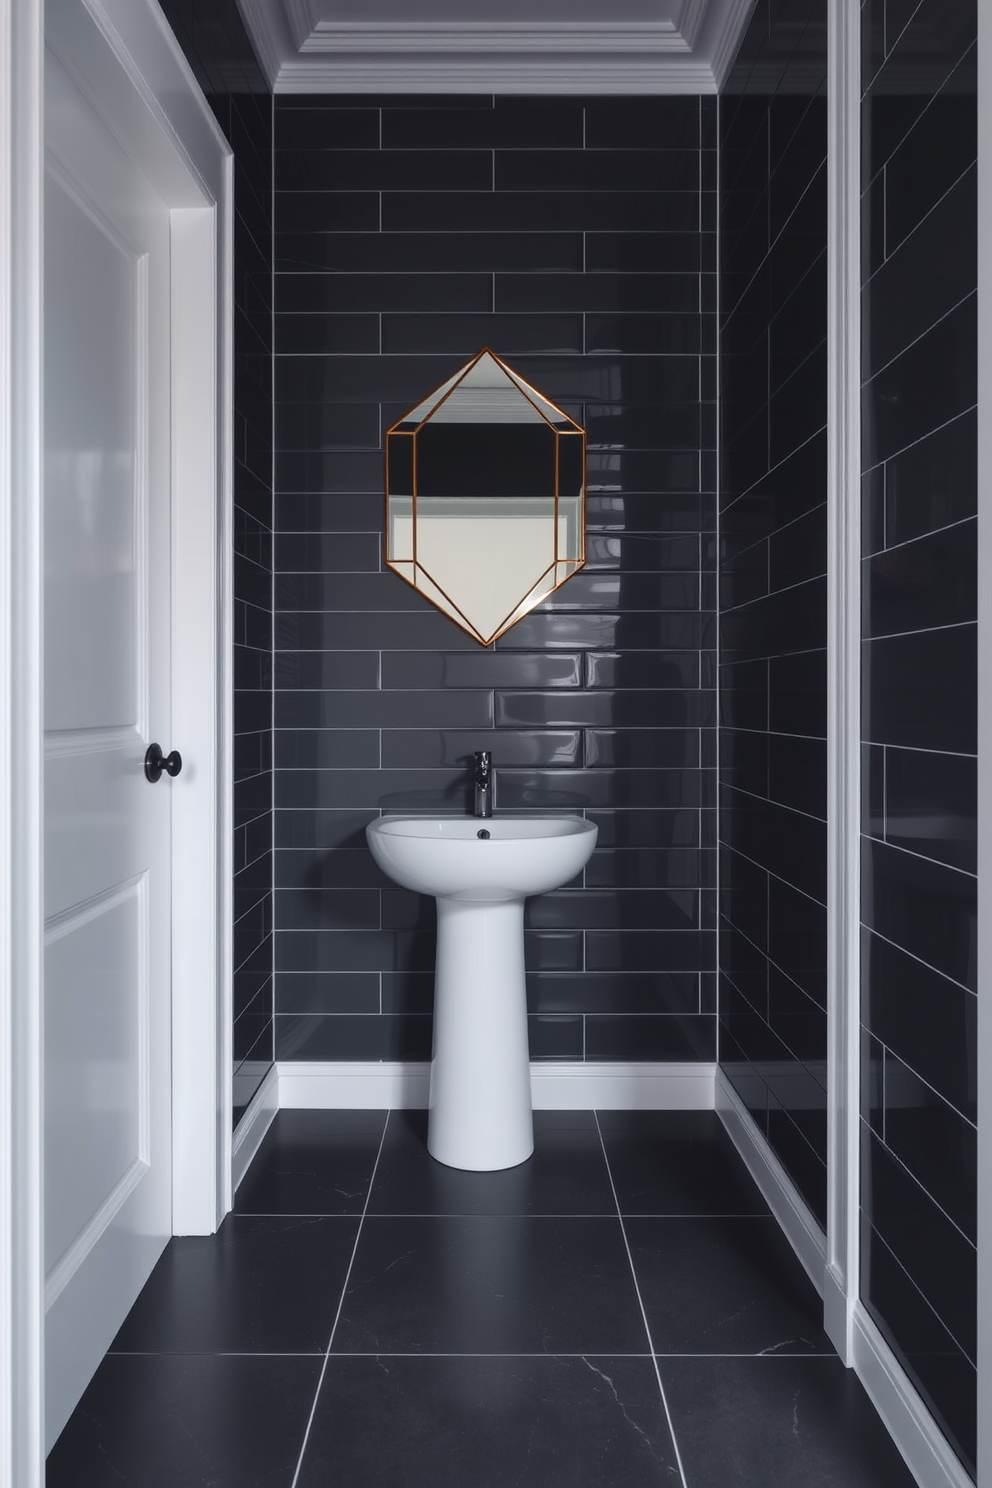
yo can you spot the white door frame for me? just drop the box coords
[0,0,233,1480]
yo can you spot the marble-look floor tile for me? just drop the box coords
[367,1109,617,1216]
[598,1109,769,1215]
[332,1214,650,1355]
[46,1353,322,1488]
[110,1215,359,1354]
[298,1355,679,1488]
[626,1215,831,1355]
[235,1108,387,1215]
[659,1356,920,1486]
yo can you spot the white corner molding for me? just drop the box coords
[976,0,991,1470]
[277,1061,717,1111]
[716,1069,827,1295]
[0,3,45,1484]
[232,1065,279,1194]
[237,0,752,93]
[824,0,862,1369]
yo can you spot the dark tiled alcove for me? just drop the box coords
[271,94,720,1069]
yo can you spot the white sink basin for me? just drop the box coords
[366,814,597,902]
[366,814,598,1172]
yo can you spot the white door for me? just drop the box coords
[43,48,174,1450]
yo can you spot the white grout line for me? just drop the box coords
[594,1111,690,1488]
[289,1112,390,1488]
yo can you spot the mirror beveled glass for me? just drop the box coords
[384,348,587,646]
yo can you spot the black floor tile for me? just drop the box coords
[297,1355,680,1488]
[331,1214,650,1355]
[46,1353,322,1488]
[626,1216,831,1355]
[367,1108,618,1216]
[110,1215,359,1354]
[235,1108,387,1215]
[599,1109,769,1215]
[659,1356,920,1486]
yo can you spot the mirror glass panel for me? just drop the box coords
[385,349,586,645]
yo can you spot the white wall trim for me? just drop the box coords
[0,2,45,1483]
[823,0,862,1368]
[236,0,753,94]
[716,1069,827,1295]
[851,1305,975,1488]
[277,1061,718,1111]
[231,1066,279,1194]
[977,0,991,1472]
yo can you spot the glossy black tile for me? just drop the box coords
[883,61,977,259]
[881,1048,977,1241]
[110,1215,359,1354]
[46,1354,323,1488]
[862,835,976,993]
[275,1012,434,1062]
[862,624,976,754]
[862,294,977,469]
[382,190,699,234]
[298,1355,679,1488]
[583,1012,716,1060]
[860,1222,977,1475]
[862,1128,976,1360]
[275,970,381,1016]
[659,1356,920,1488]
[383,99,584,149]
[882,408,977,548]
[883,744,976,873]
[863,518,977,638]
[331,1214,649,1355]
[529,970,701,1016]
[861,926,977,1121]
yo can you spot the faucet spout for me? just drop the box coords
[473,751,493,818]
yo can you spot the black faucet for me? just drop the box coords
[473,751,493,818]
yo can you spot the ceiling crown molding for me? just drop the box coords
[236,0,753,93]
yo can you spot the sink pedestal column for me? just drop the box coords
[427,896,533,1171]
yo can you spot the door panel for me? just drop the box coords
[43,49,173,1451]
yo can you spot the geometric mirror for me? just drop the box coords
[385,348,586,645]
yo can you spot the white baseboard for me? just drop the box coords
[715,1066,827,1295]
[276,1060,717,1111]
[851,1304,974,1488]
[231,1064,278,1193]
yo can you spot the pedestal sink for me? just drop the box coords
[366,815,598,1171]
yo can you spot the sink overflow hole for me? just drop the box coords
[477,829,491,839]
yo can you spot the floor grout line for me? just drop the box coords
[288,1110,391,1488]
[594,1110,691,1488]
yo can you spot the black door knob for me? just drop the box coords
[144,742,183,783]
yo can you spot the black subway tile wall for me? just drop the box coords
[718,0,829,1226]
[272,95,718,1066]
[159,0,275,1127]
[860,1,977,1472]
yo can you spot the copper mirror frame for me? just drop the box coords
[384,348,587,646]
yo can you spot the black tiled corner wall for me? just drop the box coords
[860,0,978,1472]
[718,0,829,1226]
[272,95,719,1065]
[159,0,275,1127]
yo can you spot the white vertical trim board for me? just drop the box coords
[0,4,45,1484]
[823,0,862,1368]
[976,0,991,1475]
[715,1069,827,1295]
[276,1061,718,1112]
